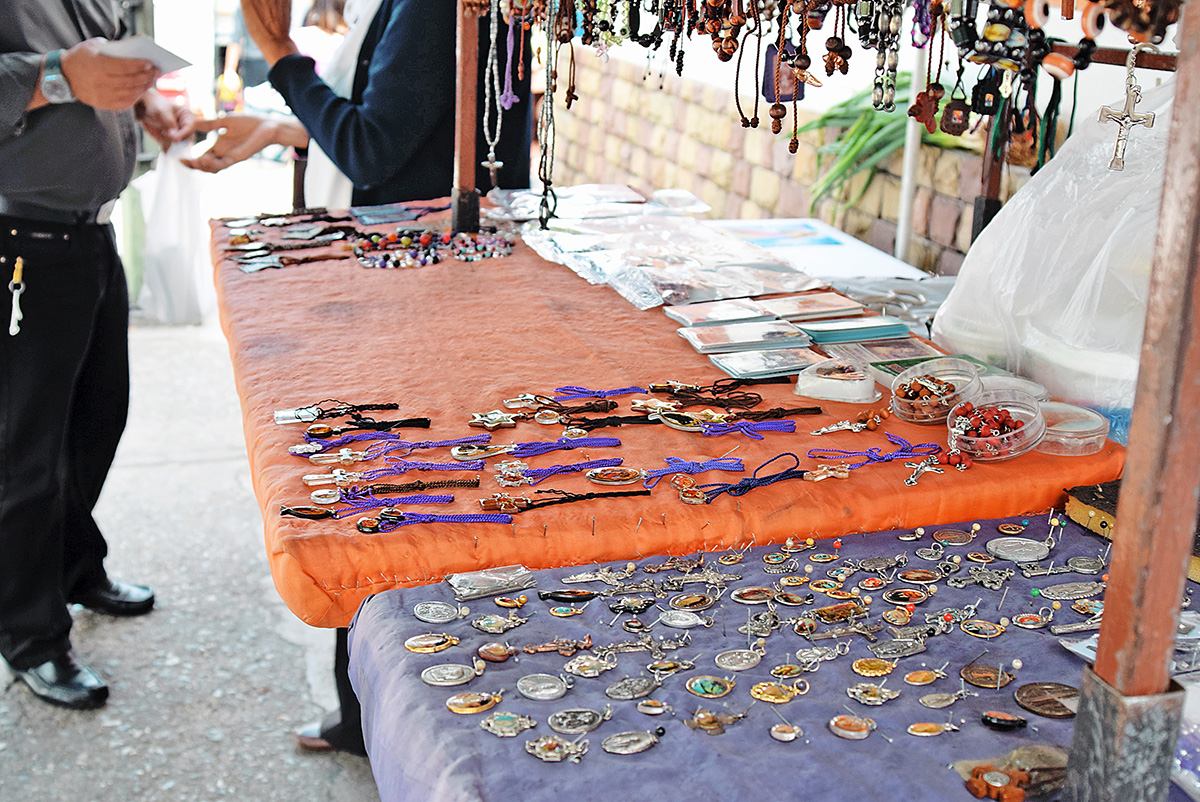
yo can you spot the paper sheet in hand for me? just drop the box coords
[97,35,190,73]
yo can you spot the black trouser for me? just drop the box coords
[322,628,366,755]
[0,216,129,670]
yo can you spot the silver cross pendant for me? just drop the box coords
[1099,43,1159,171]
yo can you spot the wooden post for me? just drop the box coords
[1092,7,1200,698]
[451,0,480,233]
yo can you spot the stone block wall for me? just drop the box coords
[551,47,1032,275]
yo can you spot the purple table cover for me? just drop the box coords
[348,514,1190,801]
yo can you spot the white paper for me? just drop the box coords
[97,35,191,73]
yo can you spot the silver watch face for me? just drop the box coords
[42,73,73,104]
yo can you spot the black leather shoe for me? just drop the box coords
[69,579,155,616]
[10,653,108,709]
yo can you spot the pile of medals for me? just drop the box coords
[398,512,1128,766]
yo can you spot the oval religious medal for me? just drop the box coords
[907,722,949,737]
[763,552,790,565]
[829,714,875,740]
[772,664,805,679]
[731,587,775,604]
[883,608,911,626]
[898,569,941,585]
[685,675,736,698]
[858,576,887,591]
[919,692,957,709]
[715,649,763,671]
[771,724,800,742]
[478,642,518,663]
[986,536,1050,563]
[882,588,928,606]
[637,699,671,715]
[549,605,584,618]
[517,673,574,701]
[809,553,837,563]
[960,619,1006,639]
[981,710,1028,731]
[479,710,537,738]
[780,575,808,587]
[446,690,502,715]
[904,669,941,686]
[1066,556,1105,574]
[669,592,718,612]
[826,589,855,600]
[658,610,712,629]
[932,529,973,546]
[413,601,466,624]
[646,658,693,678]
[602,730,661,755]
[774,591,812,607]
[421,659,484,687]
[852,658,895,678]
[1012,608,1053,630]
[718,553,744,566]
[585,466,644,485]
[961,663,1015,689]
[405,633,460,653]
[547,705,613,735]
[495,595,528,608]
[607,675,662,700]
[792,616,818,635]
[808,579,842,593]
[966,552,994,564]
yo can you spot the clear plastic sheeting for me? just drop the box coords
[831,275,958,337]
[522,215,822,309]
[931,78,1175,444]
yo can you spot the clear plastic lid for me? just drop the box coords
[1035,402,1110,456]
[979,375,1050,402]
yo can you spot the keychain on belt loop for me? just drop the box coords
[8,256,24,336]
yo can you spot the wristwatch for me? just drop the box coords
[40,50,75,104]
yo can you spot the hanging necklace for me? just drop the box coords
[482,0,505,187]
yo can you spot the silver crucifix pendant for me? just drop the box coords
[1099,43,1159,171]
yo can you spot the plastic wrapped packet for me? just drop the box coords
[931,79,1175,444]
[444,565,537,601]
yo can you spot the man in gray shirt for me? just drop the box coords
[0,1,193,710]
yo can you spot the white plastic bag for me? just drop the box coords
[931,78,1175,443]
[135,143,212,324]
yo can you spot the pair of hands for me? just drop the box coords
[181,115,309,173]
[59,38,195,150]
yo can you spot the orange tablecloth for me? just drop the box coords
[213,216,1125,628]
